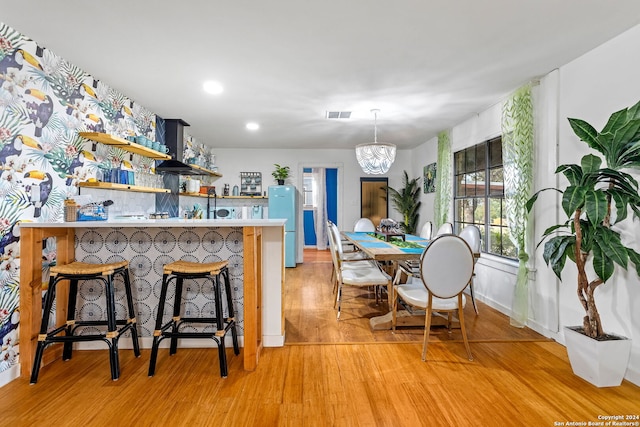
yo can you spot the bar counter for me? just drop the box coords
[19,218,287,377]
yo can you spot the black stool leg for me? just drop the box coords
[169,276,183,355]
[213,274,228,378]
[62,278,79,361]
[120,268,141,357]
[222,267,239,355]
[30,276,59,384]
[104,275,120,380]
[149,273,170,376]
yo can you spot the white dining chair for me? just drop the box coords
[330,223,390,320]
[435,222,453,236]
[327,221,371,294]
[392,234,474,361]
[458,225,481,314]
[419,221,433,240]
[353,217,376,232]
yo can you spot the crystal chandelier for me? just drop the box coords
[355,109,396,174]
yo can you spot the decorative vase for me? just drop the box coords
[564,326,631,387]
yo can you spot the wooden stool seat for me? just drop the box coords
[149,259,239,378]
[51,261,129,276]
[30,261,141,384]
[163,260,228,275]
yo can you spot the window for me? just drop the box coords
[303,170,314,208]
[454,137,516,258]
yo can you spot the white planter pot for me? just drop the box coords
[564,326,632,387]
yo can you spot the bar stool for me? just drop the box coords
[30,261,141,384]
[148,260,239,378]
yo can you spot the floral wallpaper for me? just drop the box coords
[0,22,159,376]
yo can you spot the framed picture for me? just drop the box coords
[423,163,436,193]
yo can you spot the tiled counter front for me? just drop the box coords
[74,227,246,337]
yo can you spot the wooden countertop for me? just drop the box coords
[19,218,287,228]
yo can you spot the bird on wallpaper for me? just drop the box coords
[62,83,97,115]
[25,89,54,138]
[0,135,43,159]
[0,49,42,85]
[24,170,52,218]
[65,150,95,185]
[0,223,20,258]
[86,114,105,133]
[114,104,133,122]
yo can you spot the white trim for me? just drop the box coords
[0,364,20,388]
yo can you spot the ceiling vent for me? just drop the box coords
[326,111,351,119]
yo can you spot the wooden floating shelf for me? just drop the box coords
[79,132,171,160]
[186,163,222,177]
[78,182,170,193]
[180,192,267,199]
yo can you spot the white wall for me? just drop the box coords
[411,135,438,227]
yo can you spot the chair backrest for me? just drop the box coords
[419,234,474,299]
[435,222,453,236]
[329,222,346,259]
[458,225,481,255]
[327,222,342,271]
[353,218,376,232]
[419,221,433,239]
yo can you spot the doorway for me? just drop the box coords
[303,168,338,246]
[360,177,388,228]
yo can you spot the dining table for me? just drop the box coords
[341,231,432,330]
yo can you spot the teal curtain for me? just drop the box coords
[502,84,534,327]
[434,130,452,228]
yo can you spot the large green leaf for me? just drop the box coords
[581,154,602,174]
[627,247,640,276]
[557,164,582,186]
[609,190,629,223]
[593,243,615,283]
[594,226,628,269]
[627,100,640,120]
[569,118,600,151]
[526,187,562,213]
[584,189,607,225]
[562,185,586,216]
[543,236,573,280]
[618,140,640,167]
[601,108,628,136]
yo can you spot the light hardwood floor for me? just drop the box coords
[2,249,639,426]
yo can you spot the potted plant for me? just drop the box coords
[526,100,640,387]
[385,170,421,234]
[272,164,290,185]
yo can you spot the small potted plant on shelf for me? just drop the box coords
[272,164,290,185]
[526,100,640,387]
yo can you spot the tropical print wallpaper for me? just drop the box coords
[0,22,159,376]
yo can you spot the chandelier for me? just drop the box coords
[355,109,396,174]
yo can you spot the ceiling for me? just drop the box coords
[3,1,640,150]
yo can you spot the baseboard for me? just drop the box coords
[0,364,20,388]
[263,333,286,347]
[475,294,556,339]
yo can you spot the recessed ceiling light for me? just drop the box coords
[203,81,223,95]
[246,122,259,131]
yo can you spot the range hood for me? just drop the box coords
[155,118,208,175]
